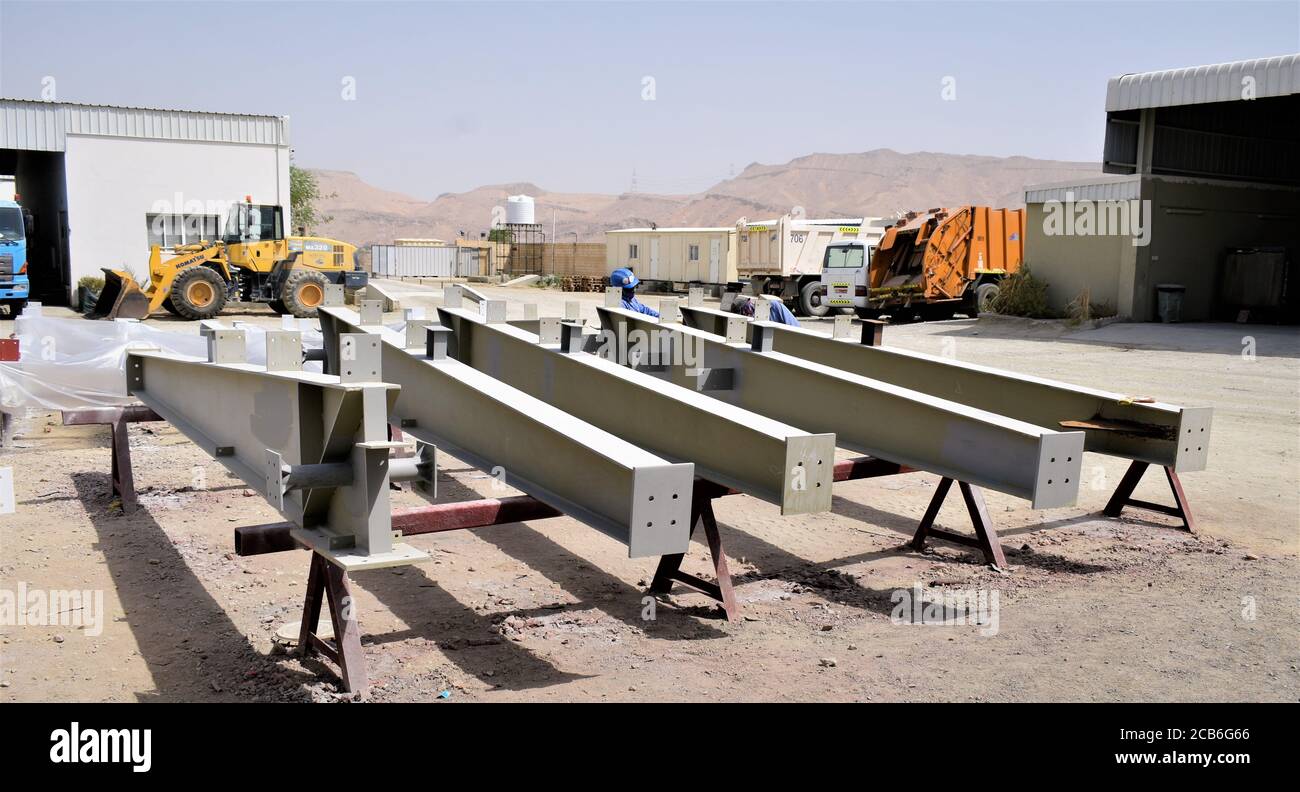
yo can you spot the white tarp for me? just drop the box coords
[1,313,324,412]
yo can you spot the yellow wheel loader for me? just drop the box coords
[91,200,366,321]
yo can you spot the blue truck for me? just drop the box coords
[0,198,31,315]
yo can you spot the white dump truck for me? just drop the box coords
[735,215,886,316]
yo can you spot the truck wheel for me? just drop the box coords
[168,267,228,320]
[799,280,830,317]
[281,270,330,318]
[268,299,288,314]
[971,282,1000,316]
[161,297,182,317]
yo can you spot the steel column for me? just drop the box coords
[597,305,1085,509]
[319,305,695,558]
[125,330,426,570]
[680,304,1212,472]
[430,294,835,515]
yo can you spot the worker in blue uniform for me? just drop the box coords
[610,268,659,317]
[732,295,800,327]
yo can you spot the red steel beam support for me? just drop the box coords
[236,457,911,557]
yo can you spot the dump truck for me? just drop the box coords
[820,206,1024,321]
[92,199,365,321]
[734,215,887,316]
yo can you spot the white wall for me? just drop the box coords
[63,134,289,299]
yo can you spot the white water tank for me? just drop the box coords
[506,194,535,225]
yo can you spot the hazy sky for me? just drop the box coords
[1,1,1296,199]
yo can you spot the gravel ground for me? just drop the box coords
[1,282,1296,702]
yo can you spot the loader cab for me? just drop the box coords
[224,202,285,271]
[224,202,284,244]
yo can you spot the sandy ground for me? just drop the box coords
[1,281,1297,702]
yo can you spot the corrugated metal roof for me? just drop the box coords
[1024,176,1142,204]
[0,98,288,151]
[1106,53,1299,111]
[0,101,64,151]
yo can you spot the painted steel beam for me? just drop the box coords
[318,305,694,557]
[597,305,1085,509]
[679,303,1211,472]
[124,329,426,571]
[429,291,834,515]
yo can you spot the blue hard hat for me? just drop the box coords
[610,268,640,289]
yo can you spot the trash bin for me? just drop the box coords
[1155,283,1185,323]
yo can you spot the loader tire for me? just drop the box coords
[281,270,330,318]
[268,299,288,314]
[168,267,228,320]
[161,297,182,317]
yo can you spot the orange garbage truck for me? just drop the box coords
[820,205,1025,320]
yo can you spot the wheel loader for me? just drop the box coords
[91,200,366,321]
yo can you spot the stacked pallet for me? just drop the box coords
[560,275,606,293]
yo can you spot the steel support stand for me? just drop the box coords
[62,406,163,513]
[910,477,1008,567]
[109,416,135,512]
[648,481,738,621]
[299,552,368,696]
[1102,460,1195,532]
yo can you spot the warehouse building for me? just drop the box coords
[1024,54,1299,321]
[0,98,291,305]
[606,227,737,288]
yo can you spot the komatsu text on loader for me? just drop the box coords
[92,199,366,320]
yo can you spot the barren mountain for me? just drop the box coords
[314,149,1098,248]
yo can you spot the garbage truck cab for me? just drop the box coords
[0,199,32,316]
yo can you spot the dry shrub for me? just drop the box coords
[991,268,1052,318]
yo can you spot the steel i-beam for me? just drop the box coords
[317,303,694,557]
[679,303,1211,472]
[597,304,1085,509]
[421,287,835,514]
[125,327,428,570]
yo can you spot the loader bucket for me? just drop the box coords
[87,269,151,320]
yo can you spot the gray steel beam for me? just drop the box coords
[318,305,694,558]
[597,305,1085,509]
[125,330,426,571]
[679,304,1211,472]
[429,293,834,515]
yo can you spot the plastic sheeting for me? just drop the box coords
[1,313,324,413]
